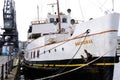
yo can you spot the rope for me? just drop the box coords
[38,45,117,80]
[53,31,89,75]
[87,0,111,13]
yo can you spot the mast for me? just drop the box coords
[112,0,114,12]
[57,0,61,33]
[37,5,39,21]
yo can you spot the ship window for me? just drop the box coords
[62,18,67,23]
[28,26,32,33]
[37,50,39,58]
[33,51,35,58]
[50,18,54,23]
[44,51,45,54]
[31,52,32,58]
[54,49,56,52]
[49,50,51,53]
[62,48,64,51]
[56,18,59,22]
[26,52,29,58]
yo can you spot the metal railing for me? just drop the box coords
[0,56,13,80]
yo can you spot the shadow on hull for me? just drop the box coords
[22,65,114,80]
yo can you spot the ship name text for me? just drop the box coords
[75,40,93,46]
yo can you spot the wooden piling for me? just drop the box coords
[5,62,8,79]
[1,64,4,80]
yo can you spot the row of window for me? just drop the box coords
[50,18,67,23]
[27,48,65,59]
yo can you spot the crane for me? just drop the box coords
[0,0,19,56]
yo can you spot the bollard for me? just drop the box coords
[11,59,13,69]
[10,59,13,71]
[1,64,4,80]
[8,61,10,74]
[9,60,11,72]
[5,62,8,79]
[0,66,1,80]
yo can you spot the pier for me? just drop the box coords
[0,0,19,79]
[0,56,19,80]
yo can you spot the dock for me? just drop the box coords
[113,61,120,80]
[0,56,19,80]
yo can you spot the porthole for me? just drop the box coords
[49,50,51,53]
[50,18,54,23]
[62,18,67,23]
[62,48,64,51]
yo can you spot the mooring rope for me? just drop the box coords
[38,45,117,80]
[53,30,89,75]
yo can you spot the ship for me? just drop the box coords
[23,0,120,80]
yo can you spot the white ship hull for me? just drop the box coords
[23,13,120,80]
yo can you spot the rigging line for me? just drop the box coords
[100,0,108,8]
[36,30,89,56]
[96,0,111,13]
[53,31,89,77]
[78,0,84,21]
[86,0,103,12]
[87,0,111,13]
[39,45,117,80]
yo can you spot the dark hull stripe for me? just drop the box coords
[24,56,119,68]
[24,56,119,64]
[23,61,115,80]
[23,56,118,80]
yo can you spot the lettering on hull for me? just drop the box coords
[75,40,93,46]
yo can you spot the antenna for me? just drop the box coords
[112,0,114,12]
[37,5,39,21]
[57,0,61,33]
